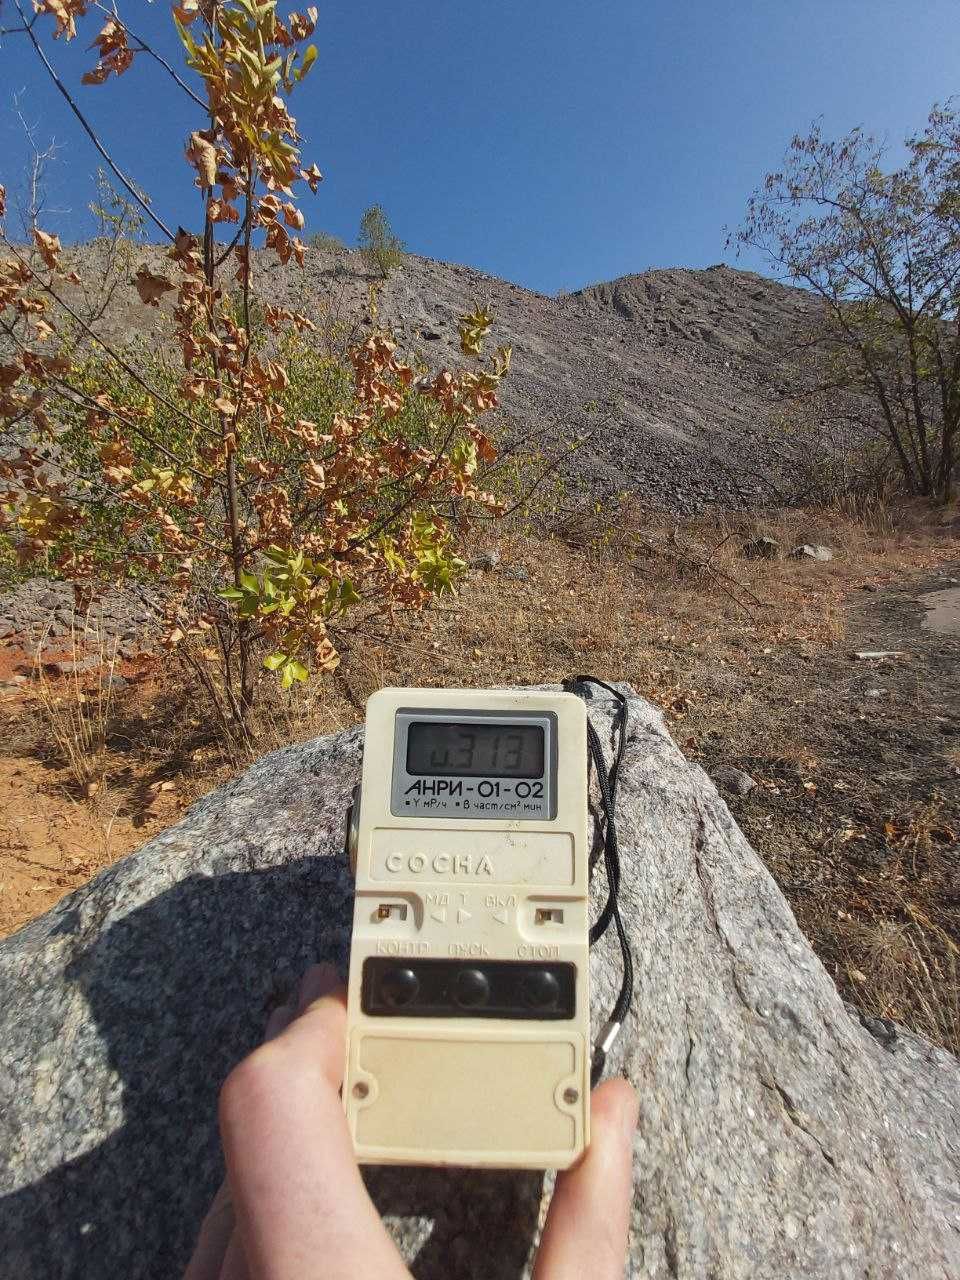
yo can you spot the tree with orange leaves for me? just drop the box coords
[0,0,511,733]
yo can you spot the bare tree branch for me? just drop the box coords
[89,0,208,110]
[11,0,175,242]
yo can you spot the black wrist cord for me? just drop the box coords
[562,676,634,1087]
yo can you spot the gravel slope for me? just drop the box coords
[60,243,826,512]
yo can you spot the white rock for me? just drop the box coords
[790,544,834,562]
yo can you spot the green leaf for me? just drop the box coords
[239,570,260,593]
[288,660,309,683]
[219,587,244,601]
[339,578,360,606]
[280,663,296,689]
[296,44,318,81]
[263,652,287,671]
[172,13,198,57]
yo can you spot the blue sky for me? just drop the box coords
[1,0,957,293]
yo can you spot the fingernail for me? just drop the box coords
[298,961,340,1009]
[264,1003,295,1041]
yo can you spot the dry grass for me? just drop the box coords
[842,910,960,1054]
[845,803,960,1054]
[32,618,121,796]
[2,501,958,1052]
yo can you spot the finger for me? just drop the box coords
[217,1232,251,1280]
[184,1001,294,1280]
[264,1002,296,1042]
[183,1182,237,1280]
[220,973,409,1280]
[298,962,338,1012]
[533,1079,638,1280]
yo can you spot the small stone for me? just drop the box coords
[790,544,833,562]
[54,655,101,675]
[468,551,501,572]
[742,536,782,561]
[711,766,757,797]
[859,1012,898,1049]
[853,651,908,662]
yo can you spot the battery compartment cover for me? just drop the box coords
[346,1026,585,1166]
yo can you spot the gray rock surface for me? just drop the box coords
[1,686,958,1279]
[468,550,502,572]
[0,577,159,653]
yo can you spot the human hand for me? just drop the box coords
[186,964,638,1280]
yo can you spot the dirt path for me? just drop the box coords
[702,563,960,1045]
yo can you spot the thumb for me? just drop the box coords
[533,1079,638,1280]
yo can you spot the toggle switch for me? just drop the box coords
[535,908,564,925]
[375,903,408,922]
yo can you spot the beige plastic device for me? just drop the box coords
[343,686,590,1170]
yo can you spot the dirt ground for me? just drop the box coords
[1,507,958,1047]
[698,564,960,1049]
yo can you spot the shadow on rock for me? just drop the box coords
[365,1165,544,1279]
[0,858,542,1280]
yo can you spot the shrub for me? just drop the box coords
[0,2,511,737]
[307,229,346,252]
[358,203,404,277]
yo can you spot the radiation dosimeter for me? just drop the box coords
[343,687,592,1170]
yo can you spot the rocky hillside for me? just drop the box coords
[64,242,825,512]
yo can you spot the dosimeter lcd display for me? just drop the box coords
[406,721,545,778]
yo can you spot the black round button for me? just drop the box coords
[520,969,561,1012]
[380,967,419,1008]
[454,968,490,1009]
